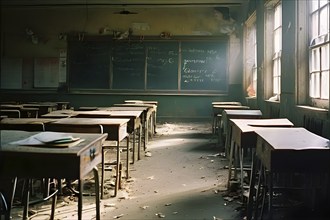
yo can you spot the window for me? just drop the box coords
[309,0,330,105]
[272,2,282,96]
[244,12,257,97]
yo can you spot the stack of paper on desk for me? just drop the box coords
[10,132,84,148]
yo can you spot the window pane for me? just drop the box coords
[320,0,328,8]
[274,29,282,52]
[311,13,319,38]
[321,44,329,70]
[321,70,329,99]
[274,4,282,28]
[320,6,329,35]
[311,48,320,71]
[311,0,319,12]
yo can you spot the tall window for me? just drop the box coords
[309,0,330,103]
[244,12,257,97]
[273,2,282,95]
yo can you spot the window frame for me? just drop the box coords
[243,12,257,98]
[308,0,330,108]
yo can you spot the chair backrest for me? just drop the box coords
[0,123,45,131]
[0,110,21,118]
[44,123,103,134]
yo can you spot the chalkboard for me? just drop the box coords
[68,40,110,89]
[112,42,145,89]
[146,42,179,90]
[181,42,227,91]
[67,38,228,93]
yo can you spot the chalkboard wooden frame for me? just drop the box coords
[68,37,228,93]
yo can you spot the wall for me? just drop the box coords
[0,5,244,121]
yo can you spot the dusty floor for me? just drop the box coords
[8,122,330,220]
[9,122,243,220]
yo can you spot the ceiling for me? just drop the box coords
[1,0,246,7]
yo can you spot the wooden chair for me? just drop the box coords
[0,122,44,132]
[0,110,21,118]
[0,178,17,220]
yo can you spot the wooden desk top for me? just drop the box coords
[1,118,57,124]
[223,109,262,117]
[255,127,330,172]
[0,104,23,110]
[212,101,241,106]
[101,106,149,112]
[107,110,143,118]
[230,118,294,133]
[124,100,158,105]
[23,102,57,108]
[51,118,129,126]
[0,130,107,179]
[213,105,250,110]
[50,118,129,142]
[213,105,250,115]
[255,127,329,150]
[113,103,157,110]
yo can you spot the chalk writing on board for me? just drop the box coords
[112,42,145,89]
[180,42,227,91]
[146,42,179,90]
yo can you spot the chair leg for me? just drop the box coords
[101,148,105,199]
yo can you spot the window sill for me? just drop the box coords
[296,105,328,113]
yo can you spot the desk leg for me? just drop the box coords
[142,114,147,151]
[78,180,83,220]
[22,179,30,220]
[239,145,244,200]
[268,171,273,220]
[126,135,130,179]
[93,167,100,220]
[132,129,136,164]
[138,125,142,160]
[153,111,157,134]
[227,139,235,188]
[247,154,257,220]
[145,117,149,145]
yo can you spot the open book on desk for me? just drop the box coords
[10,131,84,148]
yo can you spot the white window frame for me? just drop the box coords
[308,0,330,108]
[272,2,282,96]
[244,12,257,97]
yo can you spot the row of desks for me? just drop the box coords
[0,100,158,220]
[215,105,330,220]
[211,101,330,219]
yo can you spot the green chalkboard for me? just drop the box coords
[68,38,228,93]
[68,40,110,89]
[146,42,179,90]
[112,42,145,89]
[181,42,227,91]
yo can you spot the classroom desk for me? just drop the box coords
[103,110,143,161]
[0,105,39,118]
[55,101,70,110]
[73,110,144,161]
[23,102,58,116]
[103,106,151,147]
[227,118,294,198]
[248,128,330,220]
[211,101,242,106]
[113,103,157,137]
[0,118,57,131]
[42,109,143,161]
[47,117,130,199]
[222,110,262,155]
[41,109,74,118]
[212,104,250,134]
[0,130,108,220]
[124,100,158,132]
